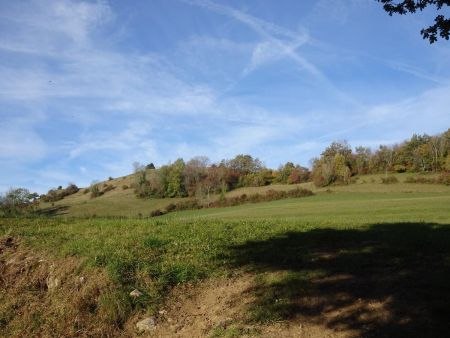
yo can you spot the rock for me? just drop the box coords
[158,309,167,315]
[46,264,60,291]
[136,317,156,332]
[46,275,60,290]
[79,276,85,284]
[129,289,143,298]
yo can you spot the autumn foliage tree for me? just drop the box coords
[378,0,450,43]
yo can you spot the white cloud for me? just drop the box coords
[244,38,308,75]
[0,126,47,162]
[0,0,112,54]
[184,0,361,108]
[1,0,449,193]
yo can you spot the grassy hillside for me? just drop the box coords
[161,191,450,222]
[37,172,185,217]
[2,180,450,337]
[36,172,449,218]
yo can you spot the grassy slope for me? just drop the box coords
[38,172,186,217]
[3,175,450,336]
[37,172,448,218]
[162,191,450,223]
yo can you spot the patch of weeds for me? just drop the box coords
[30,312,44,331]
[93,254,108,267]
[247,271,317,323]
[381,176,399,184]
[144,237,169,249]
[97,289,132,327]
[106,258,138,285]
[157,263,204,287]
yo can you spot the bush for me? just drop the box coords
[97,289,132,326]
[151,187,314,216]
[437,172,450,185]
[404,174,450,185]
[174,199,202,211]
[122,185,129,190]
[165,203,176,212]
[150,209,165,217]
[40,184,79,202]
[394,164,407,173]
[381,176,398,184]
[90,184,103,199]
[65,184,79,195]
[405,176,416,183]
[102,184,115,193]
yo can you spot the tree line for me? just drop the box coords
[131,127,450,198]
[132,155,310,199]
[312,128,450,186]
[1,128,449,216]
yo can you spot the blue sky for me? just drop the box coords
[1,0,450,193]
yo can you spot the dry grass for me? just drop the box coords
[0,237,128,337]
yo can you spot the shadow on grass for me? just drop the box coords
[34,205,69,216]
[225,222,450,337]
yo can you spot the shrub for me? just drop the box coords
[312,175,326,187]
[165,203,176,212]
[349,176,359,184]
[97,289,132,326]
[150,209,165,217]
[405,176,416,183]
[437,172,450,185]
[174,199,202,211]
[415,176,431,184]
[121,185,129,190]
[404,175,449,184]
[102,184,115,193]
[286,187,314,198]
[65,184,79,195]
[394,164,407,173]
[108,176,113,181]
[154,187,314,216]
[90,184,103,199]
[40,184,79,202]
[381,176,398,184]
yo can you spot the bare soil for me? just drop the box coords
[0,236,116,337]
[137,272,361,338]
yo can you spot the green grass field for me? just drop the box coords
[36,172,449,218]
[1,177,450,337]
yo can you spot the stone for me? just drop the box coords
[136,317,157,332]
[129,289,143,298]
[46,275,60,290]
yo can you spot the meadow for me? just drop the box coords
[1,177,450,337]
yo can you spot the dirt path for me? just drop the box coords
[140,272,351,338]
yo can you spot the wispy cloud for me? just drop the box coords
[386,61,448,85]
[183,0,313,73]
[183,0,361,107]
[1,0,449,193]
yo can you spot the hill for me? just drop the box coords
[1,178,450,337]
[36,172,448,218]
